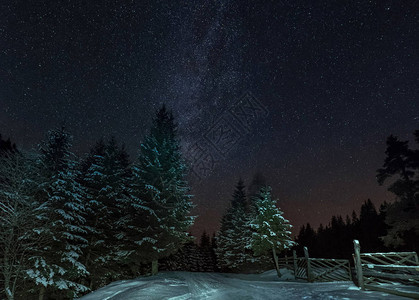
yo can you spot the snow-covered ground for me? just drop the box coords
[80,269,406,300]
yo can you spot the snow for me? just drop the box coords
[79,269,406,300]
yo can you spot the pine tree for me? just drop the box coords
[295,223,316,256]
[26,128,89,299]
[198,231,216,272]
[210,233,218,271]
[216,179,257,272]
[249,186,294,277]
[377,131,419,251]
[358,199,383,252]
[129,105,194,274]
[80,138,132,289]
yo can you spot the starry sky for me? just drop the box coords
[0,0,418,237]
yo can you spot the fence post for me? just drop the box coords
[293,250,298,277]
[353,239,364,290]
[304,246,313,282]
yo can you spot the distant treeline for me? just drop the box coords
[295,199,388,259]
[295,130,419,259]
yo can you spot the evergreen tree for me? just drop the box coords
[315,223,328,258]
[329,215,348,258]
[249,186,294,276]
[80,138,132,289]
[200,231,210,248]
[357,199,383,252]
[216,179,255,272]
[295,223,316,256]
[130,105,194,274]
[377,131,419,251]
[0,152,48,300]
[160,238,206,272]
[26,128,89,299]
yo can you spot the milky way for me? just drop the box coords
[0,0,418,237]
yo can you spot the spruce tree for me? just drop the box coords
[249,186,294,277]
[216,179,255,272]
[80,138,132,288]
[26,128,89,299]
[295,223,316,256]
[130,105,194,274]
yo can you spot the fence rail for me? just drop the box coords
[276,256,294,270]
[288,247,352,282]
[280,241,418,298]
[310,258,352,282]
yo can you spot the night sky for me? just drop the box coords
[1,1,418,237]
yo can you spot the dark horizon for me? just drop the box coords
[0,117,410,239]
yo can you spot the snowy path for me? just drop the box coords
[80,270,407,300]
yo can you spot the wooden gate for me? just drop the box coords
[353,239,419,299]
[310,258,352,282]
[276,254,294,270]
[294,257,308,280]
[292,248,351,282]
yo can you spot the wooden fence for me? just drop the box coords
[353,239,419,299]
[276,255,294,270]
[278,247,352,282]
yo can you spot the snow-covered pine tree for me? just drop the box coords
[129,105,194,275]
[79,139,106,288]
[216,179,254,272]
[80,138,132,289]
[249,186,294,277]
[0,152,48,300]
[26,128,89,299]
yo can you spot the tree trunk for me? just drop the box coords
[272,247,281,277]
[38,286,46,300]
[151,259,158,276]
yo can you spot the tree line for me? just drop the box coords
[160,231,218,272]
[160,176,296,275]
[0,105,193,300]
[168,129,419,272]
[295,130,419,259]
[1,107,417,299]
[295,199,388,259]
